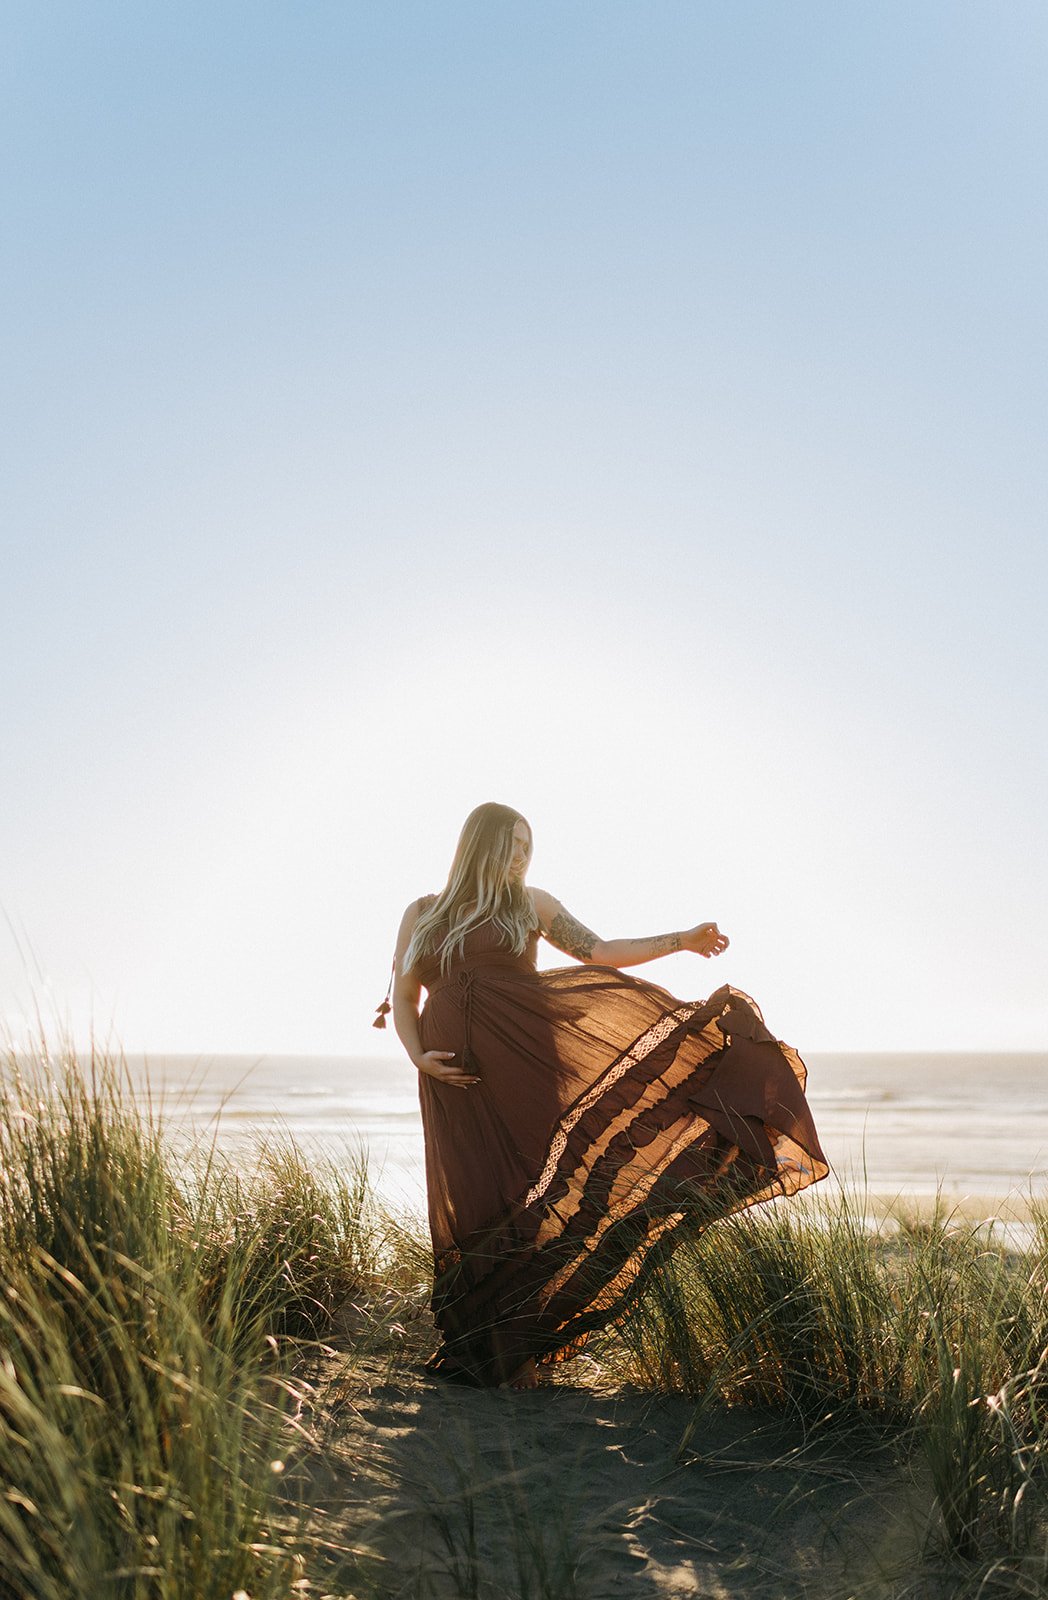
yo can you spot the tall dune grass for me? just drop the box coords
[0,1039,385,1599]
[603,1187,1048,1589]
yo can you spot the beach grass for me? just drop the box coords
[601,1186,1048,1589]
[0,1039,1046,1598]
[0,1037,394,1599]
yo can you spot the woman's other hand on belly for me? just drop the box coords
[415,1050,480,1088]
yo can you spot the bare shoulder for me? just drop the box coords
[395,894,437,957]
[405,893,437,923]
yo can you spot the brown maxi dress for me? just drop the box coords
[414,912,828,1388]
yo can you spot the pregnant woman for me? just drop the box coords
[380,801,827,1390]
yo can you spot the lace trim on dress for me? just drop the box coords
[524,1003,700,1207]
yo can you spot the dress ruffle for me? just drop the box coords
[415,926,827,1387]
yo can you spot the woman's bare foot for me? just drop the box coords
[500,1357,539,1391]
[491,1327,540,1390]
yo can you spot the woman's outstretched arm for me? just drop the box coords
[529,888,729,968]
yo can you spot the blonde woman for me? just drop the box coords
[386,802,827,1390]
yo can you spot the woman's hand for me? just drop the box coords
[414,1050,480,1088]
[681,922,729,958]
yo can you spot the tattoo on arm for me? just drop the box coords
[632,932,682,957]
[548,911,600,963]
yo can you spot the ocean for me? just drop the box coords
[122,1050,1048,1224]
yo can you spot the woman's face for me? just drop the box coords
[508,820,532,882]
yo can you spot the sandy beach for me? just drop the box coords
[118,1050,1046,1593]
[289,1317,945,1600]
[2,1046,1045,1599]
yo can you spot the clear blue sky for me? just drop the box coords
[3,2,1046,1055]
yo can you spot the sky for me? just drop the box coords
[2,2,1046,1057]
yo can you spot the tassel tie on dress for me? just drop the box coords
[372,957,395,1028]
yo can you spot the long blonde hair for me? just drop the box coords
[404,802,538,976]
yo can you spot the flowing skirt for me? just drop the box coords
[416,956,828,1387]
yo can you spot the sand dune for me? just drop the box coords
[295,1355,945,1600]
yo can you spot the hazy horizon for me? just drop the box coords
[100,1047,1048,1223]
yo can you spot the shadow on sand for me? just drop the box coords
[296,1361,934,1600]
